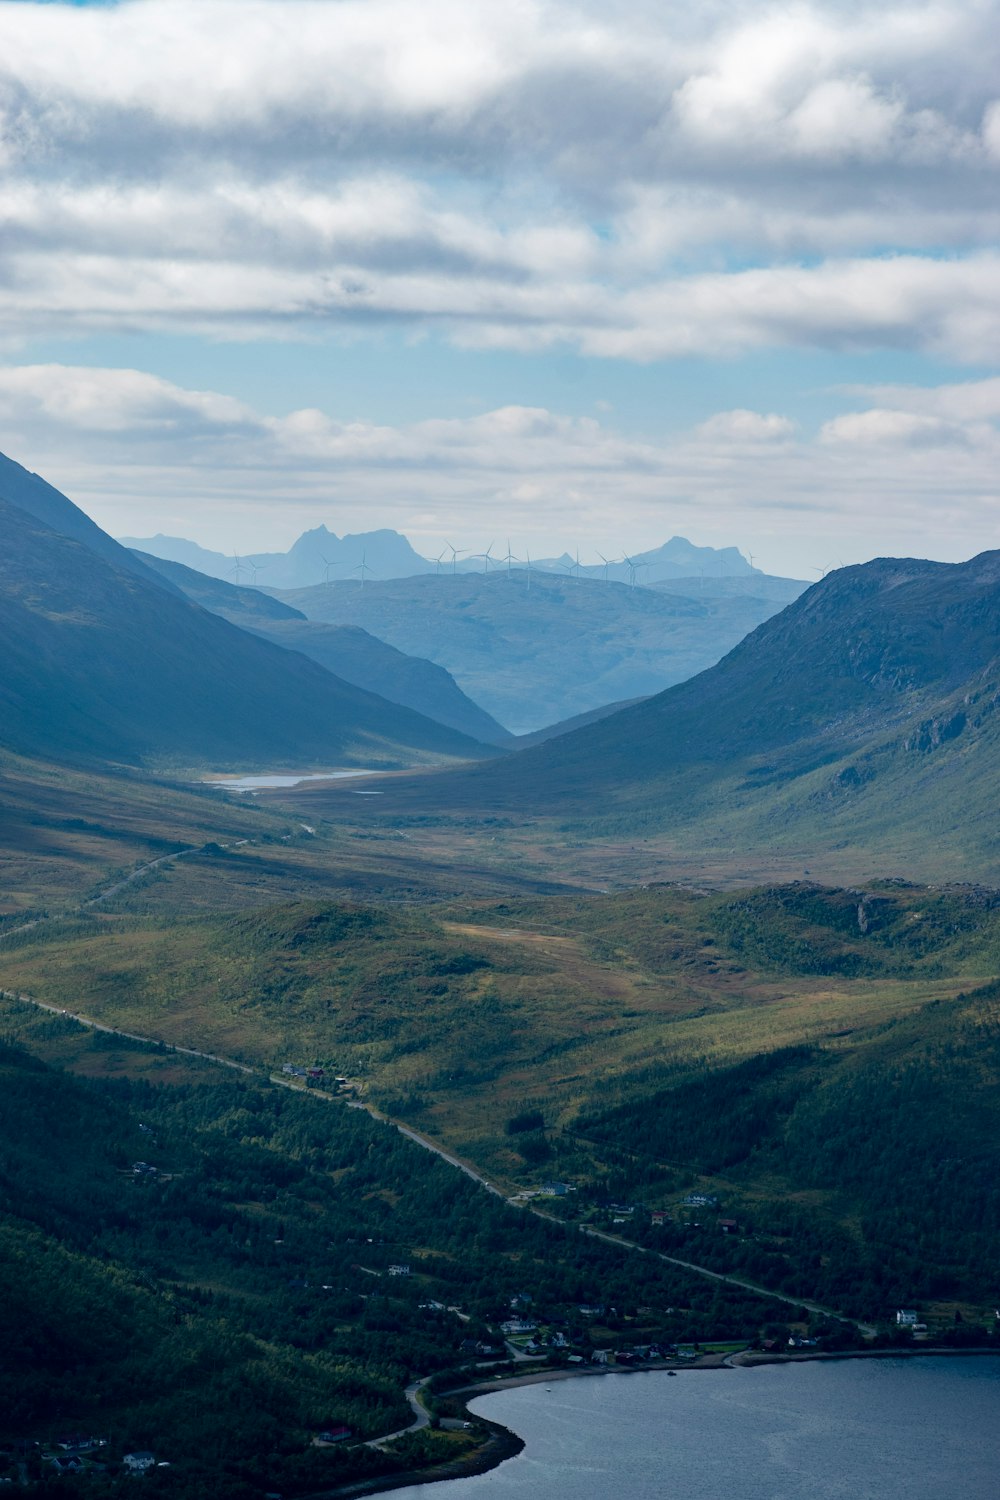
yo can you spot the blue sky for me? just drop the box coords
[0,0,998,575]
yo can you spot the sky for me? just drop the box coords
[0,0,998,576]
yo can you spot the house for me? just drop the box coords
[541,1182,572,1197]
[315,1425,352,1444]
[500,1317,538,1335]
[122,1452,156,1474]
[387,1263,410,1277]
[682,1193,718,1208]
[896,1309,919,1326]
[306,1067,324,1079]
[132,1162,157,1176]
[719,1219,739,1234]
[650,1210,667,1226]
[56,1437,105,1454]
[45,1457,84,1474]
[578,1304,605,1317]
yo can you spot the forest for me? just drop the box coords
[0,1008,784,1500]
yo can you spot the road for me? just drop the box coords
[364,1377,431,1449]
[3,986,872,1336]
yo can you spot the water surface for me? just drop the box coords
[202,770,384,791]
[393,1357,1000,1500]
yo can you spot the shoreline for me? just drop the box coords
[314,1343,998,1499]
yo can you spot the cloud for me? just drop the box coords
[819,409,972,447]
[0,1,998,357]
[695,410,796,443]
[2,361,998,574]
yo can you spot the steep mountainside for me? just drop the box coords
[0,495,494,770]
[356,553,1000,879]
[133,552,513,746]
[272,571,792,731]
[0,450,180,594]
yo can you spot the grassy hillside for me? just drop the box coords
[273,570,792,732]
[345,551,1000,881]
[3,880,998,1321]
[0,496,496,771]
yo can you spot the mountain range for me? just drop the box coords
[269,570,800,731]
[400,550,1000,878]
[0,452,496,770]
[121,524,806,596]
[133,550,514,747]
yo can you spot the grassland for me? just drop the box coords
[7,872,1000,1329]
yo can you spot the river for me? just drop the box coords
[390,1356,1000,1499]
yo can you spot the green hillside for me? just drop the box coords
[4,879,999,1320]
[0,495,496,771]
[0,1014,788,1497]
[375,552,1000,880]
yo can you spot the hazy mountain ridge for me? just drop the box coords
[122,524,808,596]
[119,524,434,588]
[270,570,796,731]
[436,550,1000,874]
[133,550,514,746]
[0,488,496,770]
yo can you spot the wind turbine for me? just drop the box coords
[596,550,619,583]
[501,539,518,578]
[523,548,534,592]
[475,540,496,575]
[247,560,267,586]
[354,551,375,588]
[319,552,342,585]
[230,551,247,583]
[812,565,829,580]
[434,549,447,575]
[622,552,638,590]
[560,548,582,583]
[445,540,466,574]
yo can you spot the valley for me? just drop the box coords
[2,453,999,1500]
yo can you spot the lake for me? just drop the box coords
[390,1357,1000,1500]
[201,770,384,791]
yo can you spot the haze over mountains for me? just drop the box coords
[123,524,804,596]
[134,550,515,747]
[398,550,1000,878]
[271,571,799,731]
[0,452,495,770]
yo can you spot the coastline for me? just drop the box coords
[312,1343,998,1499]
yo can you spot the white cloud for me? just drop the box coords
[819,409,972,447]
[696,410,796,443]
[2,362,998,575]
[0,1,997,356]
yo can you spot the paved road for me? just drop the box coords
[3,985,871,1336]
[576,1222,876,1336]
[364,1377,431,1449]
[2,991,257,1076]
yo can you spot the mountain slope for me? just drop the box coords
[371,552,1000,878]
[0,450,181,594]
[0,494,495,770]
[132,552,514,746]
[272,571,794,731]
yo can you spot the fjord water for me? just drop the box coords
[395,1358,1000,1500]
